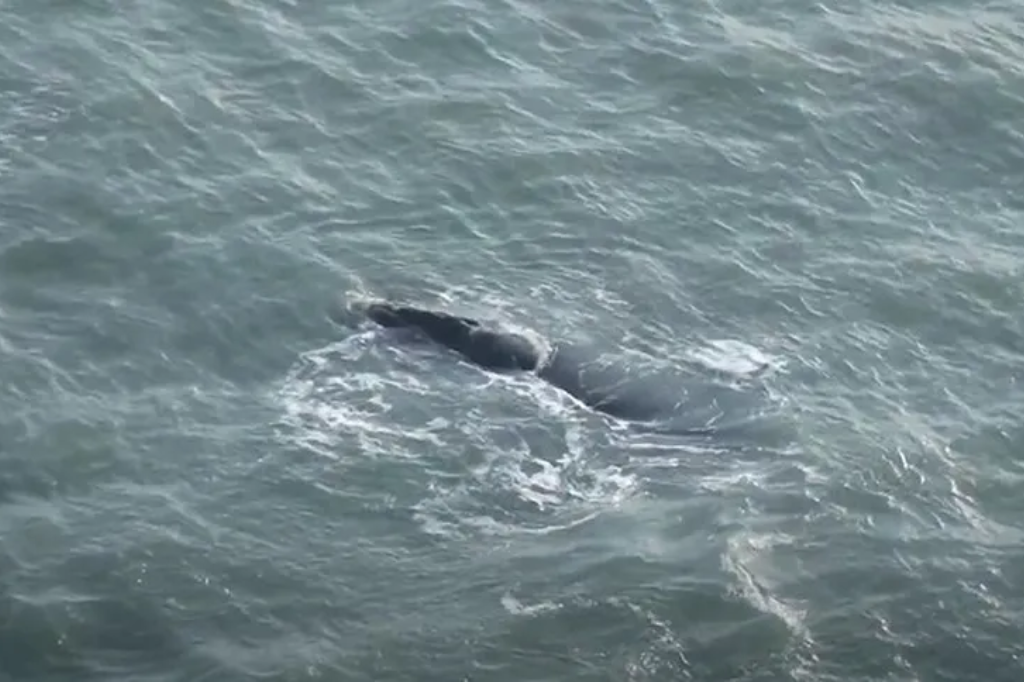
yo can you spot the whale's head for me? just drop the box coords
[364,302,476,338]
[364,302,420,328]
[364,302,540,372]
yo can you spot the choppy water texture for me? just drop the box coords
[2,0,1023,680]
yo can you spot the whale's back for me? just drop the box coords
[538,345,680,421]
[460,328,540,371]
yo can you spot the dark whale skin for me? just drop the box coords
[362,301,685,423]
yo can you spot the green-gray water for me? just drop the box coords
[2,1,1022,680]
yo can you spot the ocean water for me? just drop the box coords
[1,0,1023,680]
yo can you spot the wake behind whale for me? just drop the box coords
[355,300,773,436]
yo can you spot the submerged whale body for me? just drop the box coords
[362,301,698,425]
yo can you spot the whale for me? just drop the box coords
[360,301,720,428]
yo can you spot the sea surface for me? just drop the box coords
[2,0,1023,680]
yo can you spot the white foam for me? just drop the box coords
[274,332,639,541]
[500,592,561,616]
[416,370,640,538]
[686,339,784,377]
[722,531,811,640]
[410,414,640,540]
[274,334,457,462]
